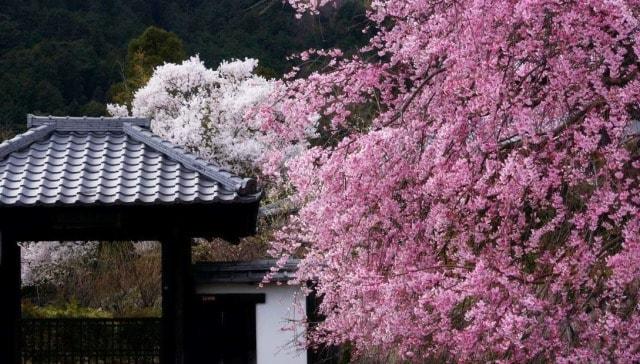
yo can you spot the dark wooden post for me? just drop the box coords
[0,232,20,364]
[161,234,192,364]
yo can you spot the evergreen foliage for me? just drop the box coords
[0,0,366,133]
[108,26,186,107]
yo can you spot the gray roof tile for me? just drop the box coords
[0,116,261,206]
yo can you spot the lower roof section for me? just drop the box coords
[194,259,300,284]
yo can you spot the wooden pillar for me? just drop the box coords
[161,234,192,364]
[0,232,20,364]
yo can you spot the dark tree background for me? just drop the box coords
[0,0,367,134]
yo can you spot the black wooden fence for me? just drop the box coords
[21,318,161,364]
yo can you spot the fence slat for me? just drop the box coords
[21,318,161,364]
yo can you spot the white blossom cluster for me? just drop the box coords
[21,241,97,286]
[108,56,274,175]
[21,241,159,286]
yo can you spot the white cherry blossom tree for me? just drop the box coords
[109,56,275,176]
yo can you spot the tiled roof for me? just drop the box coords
[0,115,261,206]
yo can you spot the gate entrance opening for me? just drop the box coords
[191,294,265,364]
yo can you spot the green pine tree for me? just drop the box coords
[108,26,186,108]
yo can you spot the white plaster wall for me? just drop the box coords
[197,283,307,364]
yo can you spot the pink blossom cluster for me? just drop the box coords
[263,0,640,362]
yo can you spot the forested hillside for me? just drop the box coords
[0,0,366,133]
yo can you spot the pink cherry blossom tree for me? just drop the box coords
[261,0,640,362]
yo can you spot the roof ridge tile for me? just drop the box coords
[27,114,150,130]
[0,124,56,160]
